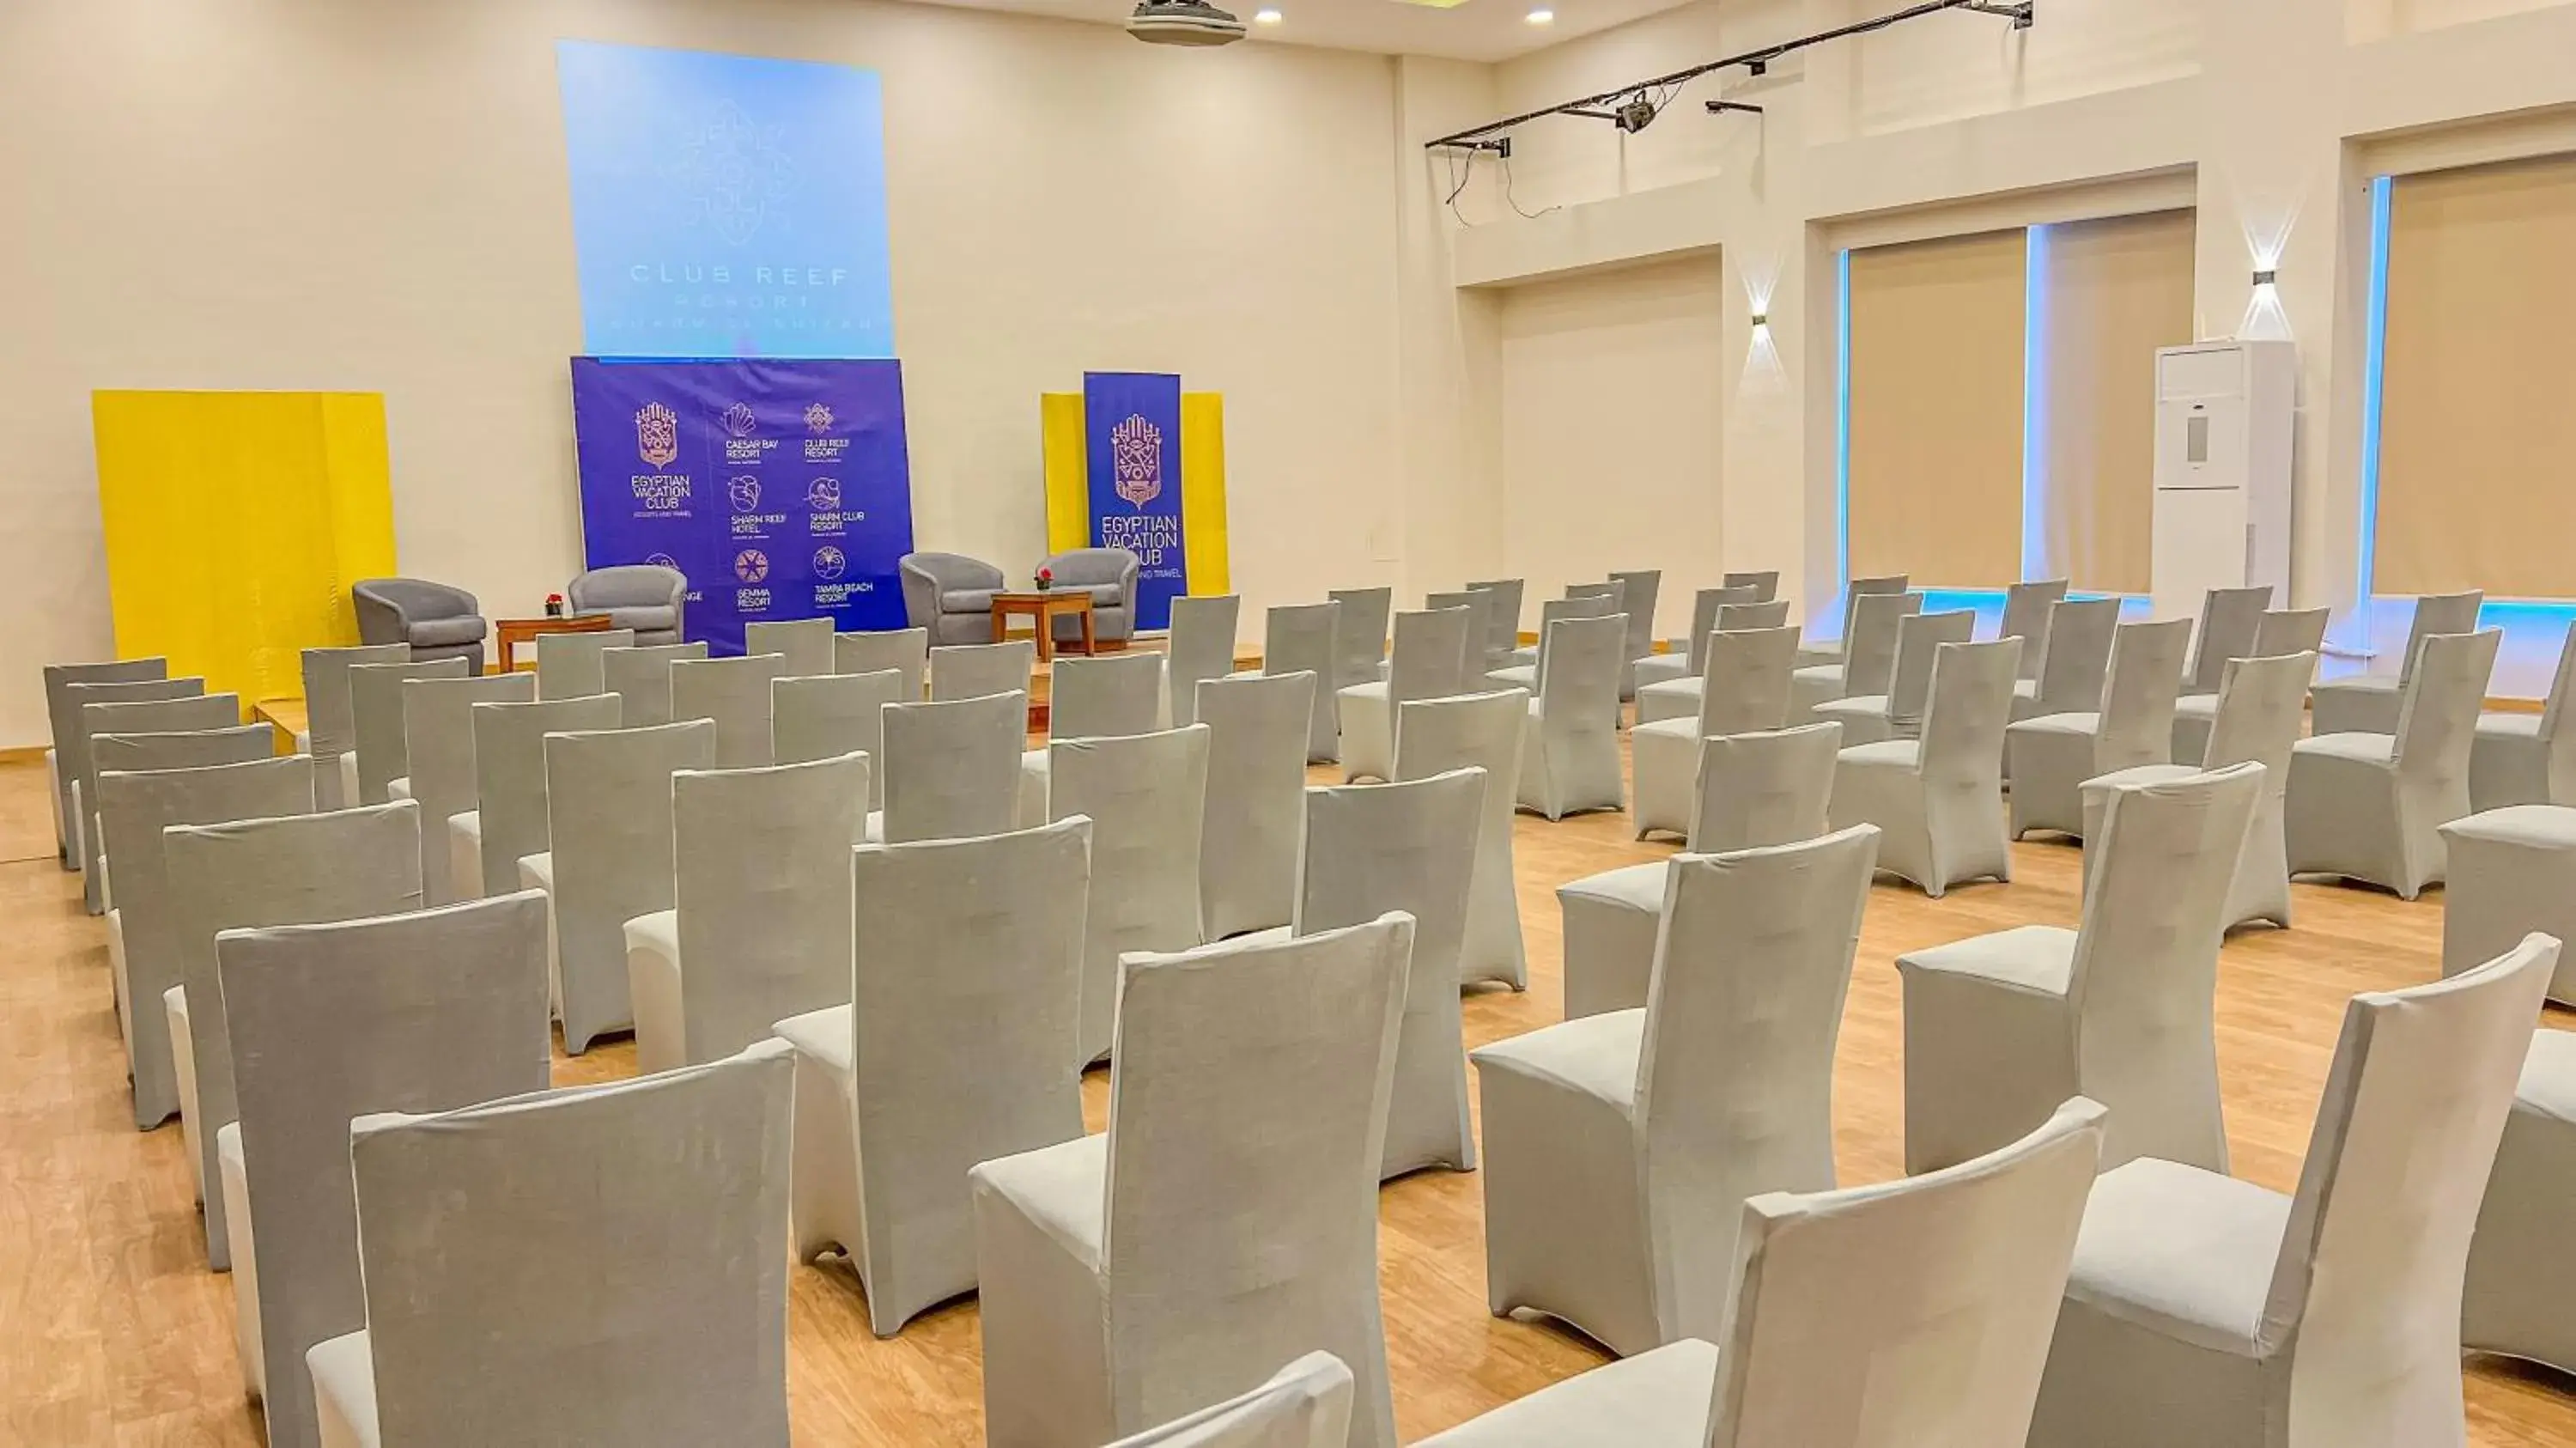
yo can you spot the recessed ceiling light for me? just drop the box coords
[1254,7,1282,21]
[1525,6,1554,21]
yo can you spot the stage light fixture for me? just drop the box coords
[1614,96,1659,133]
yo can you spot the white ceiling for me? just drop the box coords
[914,0,1699,64]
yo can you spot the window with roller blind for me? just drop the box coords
[2375,151,2576,599]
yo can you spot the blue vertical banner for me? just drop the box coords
[571,357,914,654]
[556,40,895,360]
[1083,372,1188,630]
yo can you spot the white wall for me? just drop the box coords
[0,0,1406,744]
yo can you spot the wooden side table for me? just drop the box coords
[495,613,617,673]
[990,592,1096,663]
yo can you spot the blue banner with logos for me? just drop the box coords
[571,357,914,654]
[1082,372,1188,630]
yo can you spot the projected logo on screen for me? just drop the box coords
[1111,416,1165,508]
[636,403,681,469]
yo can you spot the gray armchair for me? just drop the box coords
[353,579,487,673]
[568,564,687,647]
[899,552,1005,647]
[1036,547,1140,644]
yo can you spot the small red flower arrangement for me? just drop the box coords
[1035,567,1054,593]
[544,592,566,618]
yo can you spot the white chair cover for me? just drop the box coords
[773,670,902,806]
[878,691,1026,843]
[306,1041,795,1448]
[1521,613,1627,820]
[1474,826,1880,1356]
[2006,616,2190,839]
[744,618,834,676]
[1812,607,1974,745]
[1325,587,1392,696]
[1609,569,1662,669]
[1261,602,1343,764]
[1720,569,1779,602]
[1024,652,1170,822]
[1395,691,1528,990]
[533,627,637,700]
[66,676,211,910]
[2172,605,2330,764]
[400,672,537,904]
[2026,935,2558,1448]
[1052,725,1210,1064]
[1901,762,2262,1175]
[1999,578,2072,682]
[349,658,469,806]
[1419,1098,2107,1448]
[2309,588,2484,738]
[301,645,409,809]
[167,800,423,1269]
[1793,572,1906,669]
[2286,627,2500,897]
[457,694,621,903]
[932,638,1036,702]
[532,720,715,1053]
[46,656,170,866]
[774,817,1091,1335]
[94,725,276,776]
[969,916,1412,1448]
[1109,1354,1355,1448]
[1789,590,1918,724]
[1465,578,1525,670]
[836,626,928,701]
[2184,585,2274,695]
[2440,806,2576,1007]
[221,892,551,1448]
[670,652,789,768]
[96,755,314,1128]
[600,641,708,727]
[626,751,866,1073]
[2011,595,2121,722]
[1629,625,1804,839]
[2463,1028,2576,1372]
[1297,770,1481,1177]
[1167,594,1242,728]
[78,695,240,897]
[2470,618,2576,811]
[1635,585,1759,692]
[1492,587,1622,682]
[1827,637,2020,896]
[1196,672,1315,940]
[1339,606,1476,784]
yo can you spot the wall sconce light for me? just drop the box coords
[2251,269,2278,288]
[1750,311,1771,330]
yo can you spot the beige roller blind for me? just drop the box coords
[2378,152,2576,598]
[2037,210,2196,595]
[1845,228,2027,589]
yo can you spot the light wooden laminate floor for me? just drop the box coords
[4,750,2573,1445]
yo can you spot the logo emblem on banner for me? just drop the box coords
[1111,415,1163,508]
[636,403,681,469]
[806,477,841,510]
[734,548,770,583]
[720,403,758,438]
[633,476,690,511]
[728,476,762,513]
[805,402,835,434]
[813,545,848,580]
[646,551,680,569]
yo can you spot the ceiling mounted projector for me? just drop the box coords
[1129,0,1248,45]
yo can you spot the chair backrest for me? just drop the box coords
[1999,579,2072,681]
[1722,570,1780,603]
[930,639,1036,703]
[743,618,833,677]
[1386,606,1476,707]
[1051,725,1212,1065]
[2067,763,2265,1170]
[349,658,471,804]
[1464,579,1525,665]
[599,642,708,727]
[851,818,1091,1293]
[1296,770,1481,1007]
[220,892,552,1448]
[2537,619,2576,761]
[2251,606,2330,660]
[2185,586,2274,692]
[1052,651,1169,740]
[1261,602,1340,761]
[1326,587,1393,692]
[1717,599,1793,632]
[1917,639,2025,790]
[1610,569,1663,663]
[64,674,209,833]
[1697,625,1803,738]
[533,628,637,701]
[2032,597,2121,713]
[348,1041,795,1447]
[1534,595,1615,653]
[1837,573,1909,636]
[2092,617,2193,765]
[835,627,928,702]
[2392,628,2500,777]
[544,721,716,1049]
[401,672,538,899]
[299,645,409,760]
[1681,586,1763,672]
[670,653,790,768]
[1195,672,1317,940]
[46,655,168,757]
[2257,935,2558,1425]
[1108,1353,1356,1448]
[1688,722,1843,854]
[1167,595,1242,727]
[2203,653,2318,800]
[93,725,276,776]
[1394,689,1529,983]
[773,671,902,807]
[673,752,867,1064]
[1635,824,1881,1344]
[2399,590,2485,684]
[880,691,1024,843]
[82,694,240,758]
[1536,612,1628,723]
[1840,590,1924,698]
[1562,578,1629,622]
[469,694,621,901]
[1100,916,1413,1445]
[1704,1099,2108,1448]
[1883,610,1976,727]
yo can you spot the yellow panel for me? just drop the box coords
[1181,392,1230,596]
[93,391,398,710]
[1041,393,1091,554]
